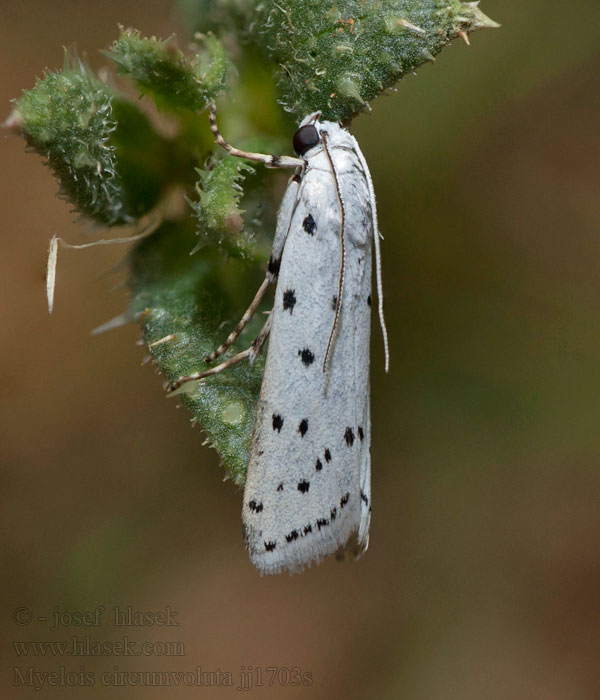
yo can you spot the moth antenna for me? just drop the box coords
[321,130,347,375]
[349,134,390,372]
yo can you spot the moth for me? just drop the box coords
[172,104,389,574]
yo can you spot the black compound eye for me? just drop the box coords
[293,124,320,155]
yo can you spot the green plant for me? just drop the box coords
[9,0,497,484]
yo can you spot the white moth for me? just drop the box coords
[172,104,389,575]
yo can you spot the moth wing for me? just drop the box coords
[242,149,373,574]
[267,174,301,280]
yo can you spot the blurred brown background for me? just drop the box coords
[2,1,600,698]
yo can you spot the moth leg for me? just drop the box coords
[248,309,273,362]
[169,313,273,392]
[205,276,271,363]
[209,102,303,169]
[170,349,253,391]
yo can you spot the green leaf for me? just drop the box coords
[107,28,229,112]
[189,157,256,257]
[110,98,174,218]
[253,0,499,122]
[129,220,265,483]
[12,54,138,225]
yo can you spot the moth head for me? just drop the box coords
[293,112,323,156]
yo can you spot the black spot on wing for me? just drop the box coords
[283,289,296,313]
[315,458,322,472]
[344,427,355,446]
[358,426,364,441]
[340,492,350,508]
[248,500,263,513]
[264,541,276,552]
[272,414,284,432]
[330,507,337,521]
[277,482,284,492]
[268,255,281,276]
[303,213,316,235]
[299,348,314,366]
[297,480,310,494]
[367,295,372,306]
[303,524,312,535]
[317,518,329,530]
[298,419,308,437]
[360,490,369,506]
[331,295,337,311]
[285,530,299,542]
[324,448,332,462]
